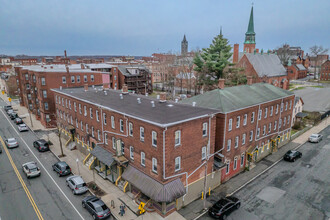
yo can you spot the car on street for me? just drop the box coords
[52,161,71,177]
[5,138,19,149]
[9,112,18,120]
[66,175,88,195]
[6,109,14,115]
[82,196,111,219]
[18,123,29,132]
[208,196,241,219]
[33,139,49,152]
[283,150,302,162]
[22,161,41,178]
[308,133,323,143]
[14,117,24,125]
[4,105,12,112]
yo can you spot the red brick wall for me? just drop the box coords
[320,60,330,81]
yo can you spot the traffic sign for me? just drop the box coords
[1,90,4,95]
[8,98,12,102]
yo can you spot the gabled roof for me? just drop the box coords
[245,53,287,77]
[117,65,150,76]
[296,64,306,71]
[180,83,294,113]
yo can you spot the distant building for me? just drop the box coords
[287,62,308,80]
[181,35,188,56]
[292,96,304,125]
[320,60,330,81]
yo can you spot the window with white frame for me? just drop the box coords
[276,104,279,114]
[281,103,283,112]
[201,146,207,160]
[76,75,80,83]
[97,130,101,141]
[44,102,48,110]
[234,157,238,170]
[175,157,181,171]
[141,152,145,166]
[76,119,78,128]
[226,161,230,174]
[140,127,145,141]
[202,122,208,137]
[257,128,260,137]
[104,133,108,145]
[62,76,66,84]
[228,119,232,131]
[240,153,245,167]
[84,106,87,116]
[263,125,266,135]
[96,110,99,121]
[265,108,268,118]
[283,117,286,126]
[243,114,247,125]
[289,101,292,109]
[227,139,231,151]
[112,137,116,150]
[69,100,71,109]
[251,112,255,123]
[242,133,246,145]
[285,102,288,111]
[130,146,134,160]
[86,124,89,133]
[288,116,290,125]
[270,106,273,116]
[79,104,82,114]
[175,130,181,146]
[111,116,115,129]
[81,121,83,131]
[91,75,94,82]
[269,123,272,133]
[74,102,76,112]
[90,108,93,118]
[152,158,157,173]
[43,90,47,98]
[120,119,124,132]
[152,131,157,147]
[84,75,87,82]
[279,119,282,128]
[55,95,58,104]
[41,77,46,85]
[71,76,75,83]
[65,99,68,108]
[274,121,277,130]
[258,109,262,120]
[236,116,240,128]
[250,130,253,141]
[129,122,133,136]
[92,126,95,137]
[235,136,239,148]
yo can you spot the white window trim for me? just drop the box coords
[175,130,181,146]
[141,152,145,166]
[234,157,238,170]
[202,122,208,137]
[228,119,232,131]
[152,131,157,147]
[129,122,133,137]
[140,127,145,142]
[236,116,240,128]
[201,146,207,160]
[175,156,181,172]
[227,139,231,152]
[152,158,157,173]
[226,160,230,174]
[120,119,124,132]
[243,114,247,126]
[130,146,134,160]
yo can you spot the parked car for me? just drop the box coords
[22,161,41,178]
[14,117,24,125]
[4,105,12,112]
[208,196,241,219]
[52,161,71,177]
[283,150,302,162]
[0,144,2,154]
[18,123,29,132]
[66,175,88,195]
[308,134,323,143]
[5,138,19,149]
[33,139,49,152]
[6,109,14,115]
[9,112,18,120]
[82,196,111,219]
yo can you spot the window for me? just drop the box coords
[43,90,47,98]
[90,108,93,118]
[65,99,68,108]
[270,106,273,116]
[279,119,282,128]
[175,157,181,172]
[288,116,290,125]
[269,123,272,133]
[97,130,101,141]
[55,95,58,104]
[175,130,181,146]
[120,119,124,132]
[227,139,231,151]
[276,104,279,114]
[289,101,292,109]
[152,131,157,147]
[44,102,48,110]
[251,112,255,123]
[264,108,268,118]
[202,123,208,137]
[240,153,245,167]
[84,106,87,116]
[26,83,30,90]
[103,113,106,125]
[281,103,283,112]
[236,116,240,128]
[130,146,134,160]
[92,126,95,137]
[258,109,262,120]
[69,100,71,109]
[41,77,46,85]
[250,130,253,141]
[111,116,115,129]
[257,128,260,137]
[152,158,157,173]
[105,133,108,145]
[79,104,82,114]
[91,75,94,82]
[283,117,286,126]
[112,137,116,150]
[201,146,207,160]
[140,127,145,141]
[96,110,99,121]
[74,102,77,112]
[285,102,288,111]
[141,152,145,166]
[86,124,89,133]
[76,76,80,83]
[263,125,266,135]
[45,114,50,122]
[75,119,78,128]
[25,74,28,80]
[243,114,247,126]
[129,122,133,136]
[226,161,230,174]
[81,121,83,131]
[84,75,87,82]
[228,119,232,131]
[235,136,239,148]
[234,157,238,170]
[242,133,246,145]
[71,76,75,83]
[274,121,277,130]
[62,76,66,84]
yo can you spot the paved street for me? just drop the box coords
[199,126,330,220]
[0,97,96,220]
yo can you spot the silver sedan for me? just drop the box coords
[308,134,323,143]
[18,123,29,132]
[5,138,19,148]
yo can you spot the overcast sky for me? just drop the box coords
[1,0,329,56]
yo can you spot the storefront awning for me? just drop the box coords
[91,146,115,167]
[122,165,186,203]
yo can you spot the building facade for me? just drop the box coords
[320,60,330,81]
[287,63,308,80]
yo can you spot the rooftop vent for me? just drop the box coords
[151,101,155,107]
[137,98,141,104]
[192,102,196,107]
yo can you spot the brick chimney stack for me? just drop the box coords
[64,50,67,58]
[84,84,88,92]
[159,92,166,102]
[233,44,239,63]
[218,78,225,89]
[122,84,128,94]
[247,76,253,85]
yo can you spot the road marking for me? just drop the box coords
[0,136,44,220]
[0,109,85,220]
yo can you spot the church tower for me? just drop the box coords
[181,35,188,56]
[243,6,256,53]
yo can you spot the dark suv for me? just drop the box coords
[283,150,302,162]
[52,161,71,177]
[10,112,18,120]
[82,196,111,219]
[208,196,240,219]
[33,139,50,152]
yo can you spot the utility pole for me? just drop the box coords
[203,159,208,210]
[57,122,64,157]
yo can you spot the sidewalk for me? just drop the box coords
[178,118,330,220]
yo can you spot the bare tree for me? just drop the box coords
[276,44,291,66]
[310,45,329,79]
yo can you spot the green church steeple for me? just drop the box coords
[244,6,256,44]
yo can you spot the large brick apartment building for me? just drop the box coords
[181,79,295,182]
[320,60,330,81]
[52,86,220,216]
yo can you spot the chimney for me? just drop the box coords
[64,50,67,58]
[247,76,253,85]
[84,84,88,92]
[103,83,110,90]
[122,84,128,94]
[159,92,166,102]
[233,44,239,63]
[256,49,259,53]
[218,78,225,89]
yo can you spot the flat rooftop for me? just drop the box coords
[52,87,218,127]
[18,64,113,73]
